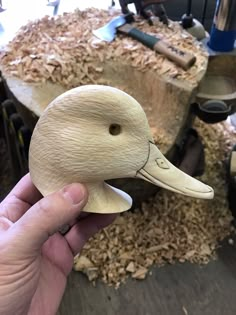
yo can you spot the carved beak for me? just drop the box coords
[136,142,214,199]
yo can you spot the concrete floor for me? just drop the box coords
[58,236,236,315]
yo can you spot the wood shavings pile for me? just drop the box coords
[74,119,236,287]
[0,8,207,89]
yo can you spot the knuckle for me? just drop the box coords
[36,198,52,216]
[0,216,12,231]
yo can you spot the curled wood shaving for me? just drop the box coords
[0,8,207,89]
[74,119,236,287]
[182,306,188,315]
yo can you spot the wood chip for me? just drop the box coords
[86,268,99,282]
[200,244,211,256]
[132,267,148,280]
[126,262,135,273]
[74,255,94,270]
[184,250,196,259]
[119,252,133,260]
[146,244,169,253]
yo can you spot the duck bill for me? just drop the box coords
[136,142,214,199]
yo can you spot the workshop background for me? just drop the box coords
[0,0,225,199]
[0,1,236,315]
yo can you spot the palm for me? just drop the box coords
[1,193,74,314]
[29,233,74,315]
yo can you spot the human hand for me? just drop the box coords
[0,174,116,315]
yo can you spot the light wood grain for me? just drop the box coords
[29,85,213,214]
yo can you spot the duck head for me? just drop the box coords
[29,85,214,213]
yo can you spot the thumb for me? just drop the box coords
[12,183,87,252]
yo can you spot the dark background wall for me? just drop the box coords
[164,0,216,31]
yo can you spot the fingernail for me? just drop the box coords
[62,183,86,205]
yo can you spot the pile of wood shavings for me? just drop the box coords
[0,8,207,89]
[74,119,236,287]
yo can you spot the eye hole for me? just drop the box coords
[109,124,121,136]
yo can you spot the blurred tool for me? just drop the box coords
[201,0,209,26]
[47,0,60,15]
[208,0,236,52]
[227,144,236,219]
[180,0,207,40]
[0,0,6,12]
[118,0,169,24]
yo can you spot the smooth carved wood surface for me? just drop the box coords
[2,66,206,205]
[29,85,213,214]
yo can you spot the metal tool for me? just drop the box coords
[0,0,6,12]
[180,0,206,41]
[208,0,236,52]
[47,0,60,15]
[119,0,169,24]
[93,15,196,70]
[93,14,134,43]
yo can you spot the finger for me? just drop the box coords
[58,212,92,235]
[11,183,88,252]
[42,233,74,276]
[0,196,32,223]
[64,213,117,255]
[3,173,42,206]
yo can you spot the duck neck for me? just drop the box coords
[83,181,132,214]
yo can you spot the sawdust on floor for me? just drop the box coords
[74,119,236,287]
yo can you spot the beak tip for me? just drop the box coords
[190,185,215,199]
[184,184,214,200]
[206,187,214,199]
[202,184,214,199]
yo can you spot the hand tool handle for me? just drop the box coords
[153,40,196,70]
[123,27,196,70]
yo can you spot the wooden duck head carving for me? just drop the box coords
[29,85,214,213]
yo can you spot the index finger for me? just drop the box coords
[3,173,42,206]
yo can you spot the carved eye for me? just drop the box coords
[109,124,121,136]
[156,158,169,169]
